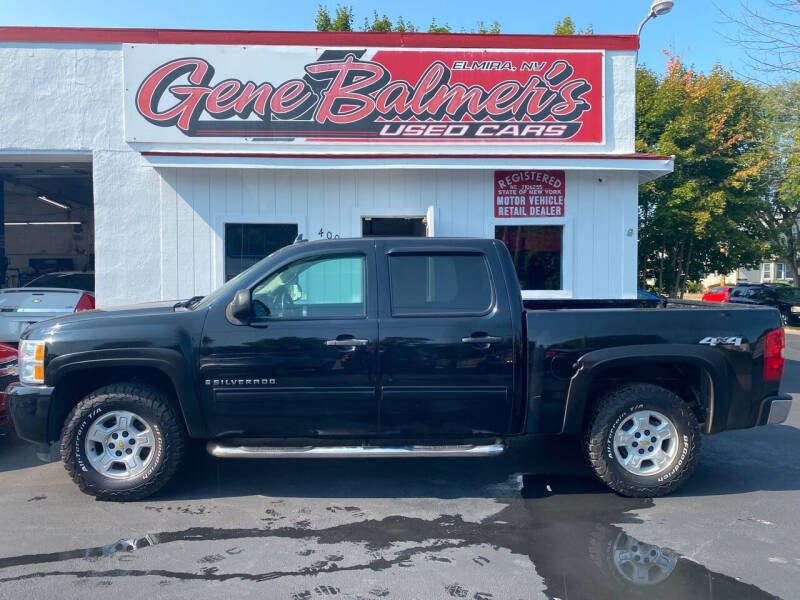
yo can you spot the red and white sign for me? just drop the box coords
[123,45,604,146]
[494,170,565,218]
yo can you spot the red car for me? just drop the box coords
[702,285,733,302]
[0,343,17,432]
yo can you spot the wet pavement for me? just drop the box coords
[1,344,799,599]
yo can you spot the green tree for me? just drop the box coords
[427,18,451,33]
[315,4,333,31]
[554,16,593,35]
[315,5,354,32]
[755,83,800,284]
[315,7,497,34]
[636,57,770,296]
[476,20,501,35]
[363,10,393,32]
[394,16,416,33]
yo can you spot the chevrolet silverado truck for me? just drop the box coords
[8,237,793,501]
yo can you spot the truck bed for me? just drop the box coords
[522,298,782,436]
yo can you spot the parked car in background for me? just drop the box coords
[0,343,18,434]
[0,272,95,344]
[729,283,800,326]
[636,288,662,301]
[702,285,733,303]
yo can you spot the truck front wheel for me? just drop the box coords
[584,383,701,497]
[60,383,186,501]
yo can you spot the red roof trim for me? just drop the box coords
[142,151,670,161]
[0,26,639,50]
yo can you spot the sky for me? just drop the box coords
[0,0,785,78]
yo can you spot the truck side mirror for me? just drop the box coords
[226,289,252,325]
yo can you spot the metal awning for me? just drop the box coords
[140,152,674,184]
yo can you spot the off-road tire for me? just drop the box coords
[584,383,700,497]
[60,383,186,501]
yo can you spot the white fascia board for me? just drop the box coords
[141,153,675,178]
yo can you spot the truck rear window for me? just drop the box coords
[388,253,493,316]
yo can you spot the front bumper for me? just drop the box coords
[8,383,54,445]
[759,394,793,426]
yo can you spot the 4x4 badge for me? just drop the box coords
[698,336,743,347]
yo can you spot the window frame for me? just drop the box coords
[213,214,307,288]
[762,262,772,281]
[495,224,565,293]
[386,251,496,318]
[223,222,299,282]
[489,218,574,299]
[776,263,786,280]
[250,252,368,322]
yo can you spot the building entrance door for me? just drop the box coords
[361,207,436,237]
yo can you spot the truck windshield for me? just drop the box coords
[191,257,269,310]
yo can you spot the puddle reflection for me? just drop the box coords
[0,474,779,599]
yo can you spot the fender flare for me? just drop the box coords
[561,344,730,434]
[45,348,206,439]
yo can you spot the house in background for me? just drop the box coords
[741,261,794,284]
[701,260,794,288]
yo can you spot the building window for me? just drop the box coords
[388,253,493,316]
[776,263,787,280]
[495,225,563,290]
[762,262,772,282]
[224,223,298,281]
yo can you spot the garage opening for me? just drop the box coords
[0,159,94,289]
[362,216,427,237]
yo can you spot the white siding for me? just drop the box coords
[154,168,638,303]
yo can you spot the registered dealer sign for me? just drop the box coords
[494,170,565,218]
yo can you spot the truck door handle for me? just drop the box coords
[325,338,369,347]
[462,335,503,345]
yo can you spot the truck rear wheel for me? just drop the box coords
[584,383,700,497]
[60,383,186,501]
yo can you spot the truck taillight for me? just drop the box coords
[75,293,95,312]
[764,328,785,382]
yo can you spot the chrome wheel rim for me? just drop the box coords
[83,410,156,480]
[612,532,677,585]
[612,410,679,476]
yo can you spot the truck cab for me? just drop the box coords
[198,237,520,439]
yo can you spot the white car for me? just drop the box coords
[0,272,95,343]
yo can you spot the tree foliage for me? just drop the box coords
[754,82,800,284]
[553,16,593,35]
[637,56,770,296]
[314,6,499,33]
[315,4,354,32]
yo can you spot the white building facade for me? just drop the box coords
[0,28,672,307]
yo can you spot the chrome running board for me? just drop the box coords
[206,441,505,459]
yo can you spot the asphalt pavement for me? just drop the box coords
[0,338,798,599]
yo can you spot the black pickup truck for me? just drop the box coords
[9,237,792,501]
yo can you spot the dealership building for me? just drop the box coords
[0,27,672,306]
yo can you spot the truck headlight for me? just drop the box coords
[19,340,45,385]
[791,306,800,313]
